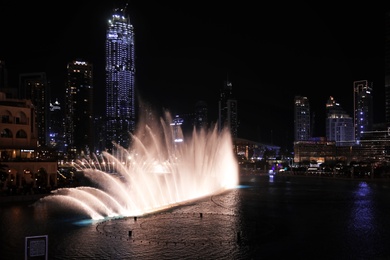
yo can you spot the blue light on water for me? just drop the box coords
[73,219,95,226]
[237,185,251,189]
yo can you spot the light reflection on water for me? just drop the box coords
[1,176,390,259]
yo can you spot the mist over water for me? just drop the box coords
[36,110,239,219]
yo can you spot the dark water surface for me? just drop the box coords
[1,175,390,259]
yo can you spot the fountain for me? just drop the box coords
[36,110,239,220]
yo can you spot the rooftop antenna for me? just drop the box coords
[123,2,128,13]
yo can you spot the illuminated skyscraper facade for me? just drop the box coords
[19,72,49,147]
[105,6,135,150]
[325,96,354,146]
[218,80,238,138]
[386,11,390,125]
[65,60,94,157]
[353,80,373,143]
[294,96,310,141]
[194,100,208,130]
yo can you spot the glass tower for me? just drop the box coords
[325,96,354,146]
[218,80,238,138]
[65,60,94,157]
[105,5,136,151]
[19,72,49,147]
[353,80,373,143]
[294,96,311,141]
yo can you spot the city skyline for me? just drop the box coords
[0,1,384,150]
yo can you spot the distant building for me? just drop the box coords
[18,72,50,147]
[353,80,373,143]
[294,137,339,166]
[49,99,65,153]
[294,96,310,141]
[0,92,58,190]
[194,100,208,130]
[0,60,17,99]
[105,5,136,151]
[218,80,238,138]
[325,96,354,146]
[385,11,390,125]
[64,60,94,158]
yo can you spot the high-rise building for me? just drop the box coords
[18,72,50,147]
[353,80,373,143]
[194,100,208,130]
[325,96,354,146]
[49,99,65,153]
[64,60,94,157]
[105,5,136,151]
[218,80,238,138]
[294,96,311,141]
[385,11,390,125]
[0,60,17,99]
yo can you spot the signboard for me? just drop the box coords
[25,235,48,260]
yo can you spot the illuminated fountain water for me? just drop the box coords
[37,110,239,220]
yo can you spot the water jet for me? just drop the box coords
[36,110,239,220]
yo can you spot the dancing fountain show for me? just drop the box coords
[35,109,239,220]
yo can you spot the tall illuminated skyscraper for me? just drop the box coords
[353,80,373,143]
[218,80,238,138]
[105,5,135,151]
[294,96,310,141]
[19,72,49,147]
[65,60,94,157]
[385,11,390,125]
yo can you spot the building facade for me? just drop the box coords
[194,100,208,130]
[385,11,390,125]
[105,5,136,151]
[218,80,238,138]
[325,96,354,146]
[0,92,58,192]
[294,96,311,141]
[65,60,94,157]
[18,72,50,147]
[353,80,373,143]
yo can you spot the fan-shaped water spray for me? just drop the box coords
[37,110,239,220]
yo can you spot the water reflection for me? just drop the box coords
[350,182,374,231]
[347,181,382,257]
[1,176,390,259]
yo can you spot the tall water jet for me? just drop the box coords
[37,110,239,220]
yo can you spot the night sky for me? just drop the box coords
[0,1,384,150]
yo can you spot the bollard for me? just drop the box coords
[128,230,132,237]
[200,213,203,218]
[134,216,137,221]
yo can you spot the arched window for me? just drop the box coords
[15,111,27,124]
[0,128,12,138]
[1,110,12,124]
[16,130,27,138]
